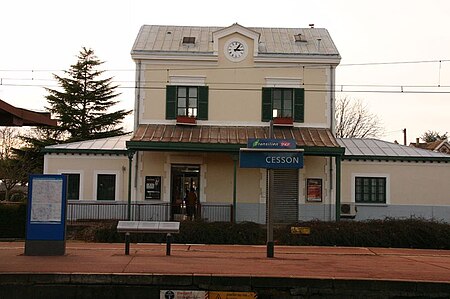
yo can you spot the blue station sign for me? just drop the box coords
[240,138,303,169]
[240,150,304,169]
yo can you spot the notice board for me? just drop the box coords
[25,174,67,255]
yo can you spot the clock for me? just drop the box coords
[224,39,248,62]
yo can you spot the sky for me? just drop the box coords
[1,0,450,144]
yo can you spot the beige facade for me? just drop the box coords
[342,160,450,206]
[44,154,129,201]
[139,64,330,126]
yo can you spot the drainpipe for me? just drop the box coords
[134,60,142,131]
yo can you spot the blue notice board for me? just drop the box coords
[26,175,67,241]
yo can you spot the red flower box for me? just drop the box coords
[176,115,197,125]
[273,117,293,126]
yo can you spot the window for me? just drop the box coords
[97,174,116,201]
[294,33,307,42]
[166,85,209,120]
[262,87,304,122]
[63,173,80,200]
[177,86,198,117]
[182,36,196,44]
[272,89,293,118]
[355,177,386,204]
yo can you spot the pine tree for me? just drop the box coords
[45,47,131,142]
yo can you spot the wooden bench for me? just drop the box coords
[117,221,180,256]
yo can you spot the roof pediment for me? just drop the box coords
[212,23,260,56]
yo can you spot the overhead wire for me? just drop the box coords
[1,58,449,94]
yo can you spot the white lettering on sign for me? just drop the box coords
[265,156,300,164]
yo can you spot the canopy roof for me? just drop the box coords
[127,124,343,156]
[0,99,56,127]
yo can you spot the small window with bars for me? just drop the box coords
[355,177,386,204]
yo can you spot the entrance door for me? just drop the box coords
[171,165,200,221]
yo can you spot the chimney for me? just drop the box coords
[416,138,420,146]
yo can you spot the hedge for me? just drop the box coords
[0,203,27,238]
[81,218,450,250]
[3,210,450,250]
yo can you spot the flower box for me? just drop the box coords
[176,115,197,125]
[273,117,293,126]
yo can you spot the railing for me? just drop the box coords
[67,201,232,223]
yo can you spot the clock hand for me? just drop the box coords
[234,45,242,51]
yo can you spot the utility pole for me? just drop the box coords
[403,128,407,145]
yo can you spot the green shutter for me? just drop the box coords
[293,88,304,123]
[166,85,176,119]
[261,87,272,122]
[197,86,209,120]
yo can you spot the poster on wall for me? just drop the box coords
[306,178,322,202]
[145,176,161,200]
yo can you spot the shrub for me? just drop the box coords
[67,218,450,250]
[0,203,27,238]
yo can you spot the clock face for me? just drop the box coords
[225,39,248,61]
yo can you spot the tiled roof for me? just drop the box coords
[130,124,340,148]
[132,25,339,56]
[337,138,450,158]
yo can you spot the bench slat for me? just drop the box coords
[117,221,180,234]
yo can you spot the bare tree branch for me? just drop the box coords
[335,96,384,138]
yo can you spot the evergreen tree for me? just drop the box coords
[45,47,131,142]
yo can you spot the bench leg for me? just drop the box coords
[166,233,172,256]
[125,232,130,255]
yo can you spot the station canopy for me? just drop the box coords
[0,99,56,127]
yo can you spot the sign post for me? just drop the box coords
[240,136,303,258]
[25,174,67,256]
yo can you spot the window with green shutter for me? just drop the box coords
[261,87,304,122]
[166,85,208,120]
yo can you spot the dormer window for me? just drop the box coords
[182,36,196,44]
[294,33,306,42]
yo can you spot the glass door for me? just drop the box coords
[171,165,200,220]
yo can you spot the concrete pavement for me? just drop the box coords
[1,241,450,298]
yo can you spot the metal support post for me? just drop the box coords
[267,120,275,258]
[335,156,342,222]
[125,232,130,255]
[166,233,172,256]
[232,154,238,223]
[267,168,274,258]
[125,151,135,256]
